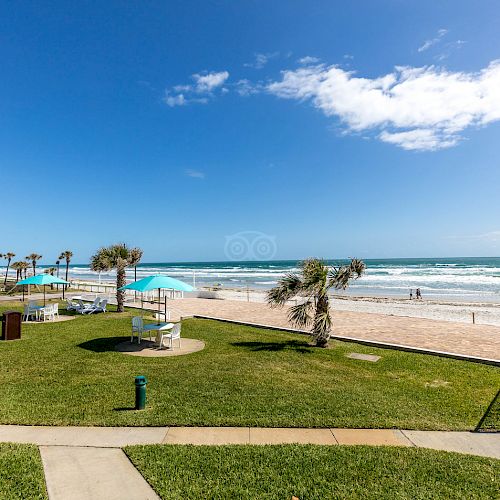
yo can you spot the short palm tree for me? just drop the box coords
[3,252,15,285]
[90,244,142,312]
[44,267,57,289]
[11,261,22,281]
[58,251,73,288]
[267,258,366,347]
[25,253,42,276]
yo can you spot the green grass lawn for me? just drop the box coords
[0,444,47,500]
[0,302,498,429]
[125,444,500,499]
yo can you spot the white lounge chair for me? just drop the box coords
[131,316,144,344]
[158,323,181,350]
[76,299,94,314]
[89,299,107,314]
[66,299,78,311]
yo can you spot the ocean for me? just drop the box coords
[23,257,500,303]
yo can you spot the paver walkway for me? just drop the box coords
[165,298,500,361]
[1,425,498,499]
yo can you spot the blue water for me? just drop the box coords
[51,257,500,302]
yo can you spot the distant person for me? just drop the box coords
[409,289,413,300]
[416,288,422,299]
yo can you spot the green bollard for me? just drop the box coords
[135,375,147,410]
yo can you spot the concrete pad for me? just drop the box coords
[0,425,168,447]
[346,352,381,362]
[249,427,337,445]
[115,338,205,357]
[402,431,500,459]
[164,427,250,445]
[332,429,411,446]
[40,446,159,500]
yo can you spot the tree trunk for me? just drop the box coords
[313,294,331,347]
[4,259,10,285]
[65,262,70,290]
[116,267,126,312]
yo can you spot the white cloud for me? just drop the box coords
[185,169,205,179]
[265,60,500,151]
[244,52,279,69]
[192,71,229,92]
[418,28,448,52]
[164,70,229,107]
[235,79,261,96]
[298,56,320,65]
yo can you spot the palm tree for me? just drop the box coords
[58,251,73,288]
[3,252,15,285]
[267,258,366,347]
[11,262,22,281]
[25,253,42,276]
[90,243,141,312]
[21,261,29,278]
[44,267,57,289]
[129,248,143,300]
[56,260,60,277]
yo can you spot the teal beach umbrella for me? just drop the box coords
[119,275,194,324]
[16,274,70,306]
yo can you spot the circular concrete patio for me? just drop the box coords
[115,338,205,357]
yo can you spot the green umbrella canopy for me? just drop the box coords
[119,275,194,292]
[16,275,69,286]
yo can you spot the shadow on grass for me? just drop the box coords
[231,340,314,354]
[475,389,500,433]
[113,407,137,412]
[78,336,130,353]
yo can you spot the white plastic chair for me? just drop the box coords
[82,297,101,314]
[158,323,181,350]
[42,304,55,321]
[131,316,144,344]
[23,304,36,321]
[53,303,59,319]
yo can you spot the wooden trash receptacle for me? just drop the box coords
[1,311,22,340]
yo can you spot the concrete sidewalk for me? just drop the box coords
[2,425,498,500]
[0,425,498,459]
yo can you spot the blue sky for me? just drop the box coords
[2,1,500,264]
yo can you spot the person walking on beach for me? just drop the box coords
[416,288,422,299]
[409,289,413,300]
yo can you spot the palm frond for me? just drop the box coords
[328,258,366,290]
[287,300,314,328]
[267,272,303,307]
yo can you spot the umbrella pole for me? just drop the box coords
[44,286,46,307]
[157,288,161,325]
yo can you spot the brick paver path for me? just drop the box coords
[163,298,500,361]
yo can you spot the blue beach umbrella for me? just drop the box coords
[16,274,70,305]
[119,275,194,323]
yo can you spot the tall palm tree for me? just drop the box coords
[129,248,143,300]
[3,252,15,285]
[56,260,60,277]
[25,253,42,276]
[267,258,366,347]
[90,243,141,312]
[58,251,73,287]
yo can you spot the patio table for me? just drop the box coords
[142,322,174,345]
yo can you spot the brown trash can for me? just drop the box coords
[1,311,22,340]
